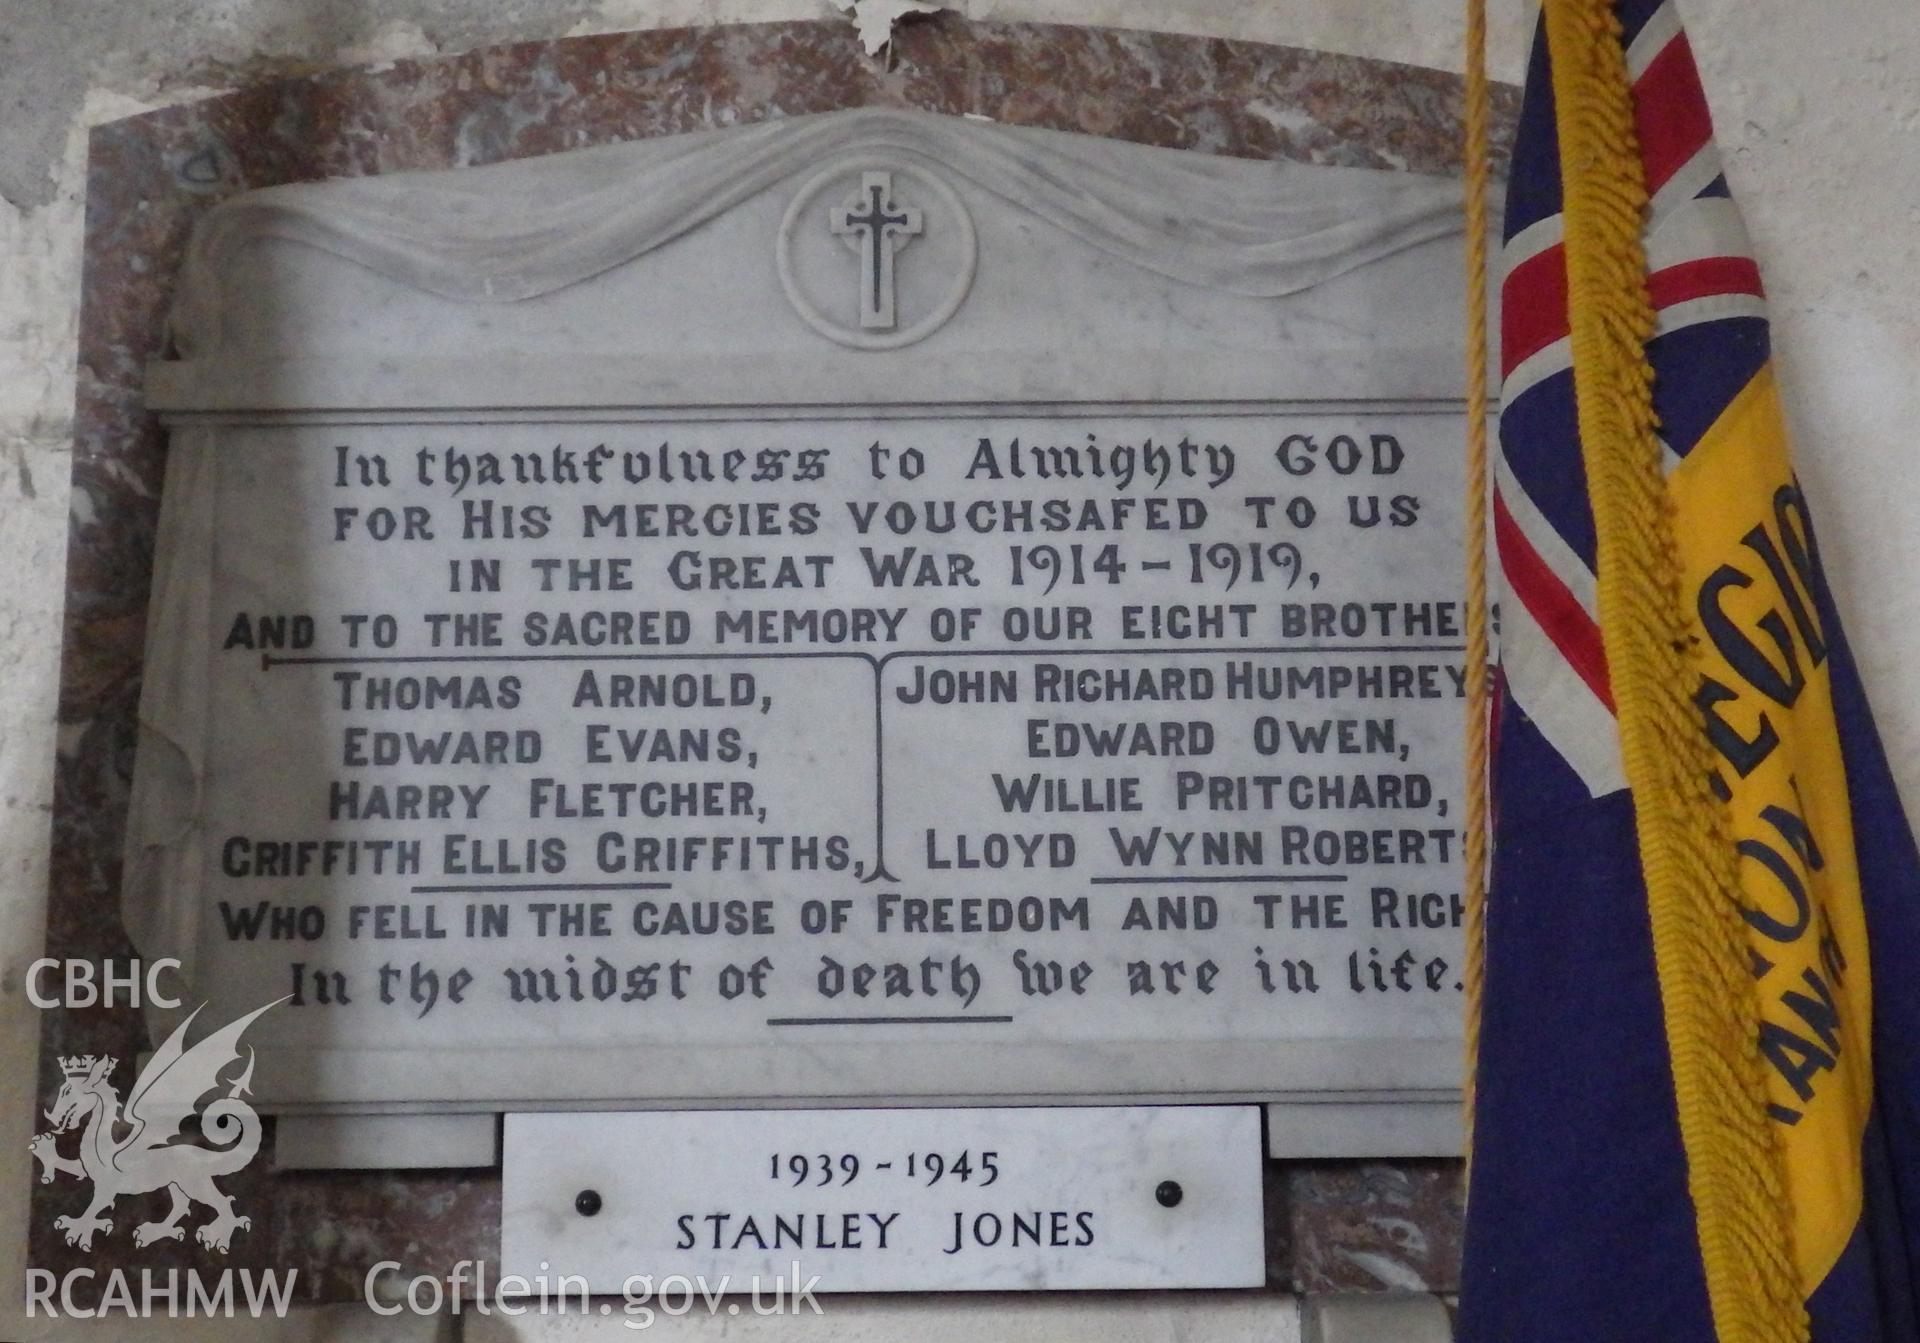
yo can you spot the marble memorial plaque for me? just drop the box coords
[133,108,1471,1129]
[501,1105,1265,1291]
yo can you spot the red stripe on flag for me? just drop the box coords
[1647,254,1764,311]
[1633,36,1713,195]
[1493,488,1615,713]
[1501,242,1569,379]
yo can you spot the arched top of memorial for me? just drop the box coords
[167,105,1465,359]
[144,92,1495,415]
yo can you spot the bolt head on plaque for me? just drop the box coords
[777,159,976,350]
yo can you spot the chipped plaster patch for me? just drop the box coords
[831,0,950,58]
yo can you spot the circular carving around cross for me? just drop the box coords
[777,156,977,351]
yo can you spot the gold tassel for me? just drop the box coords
[1539,0,1807,1339]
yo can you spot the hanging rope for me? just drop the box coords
[1459,0,1493,1173]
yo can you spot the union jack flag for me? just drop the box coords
[1495,0,1767,798]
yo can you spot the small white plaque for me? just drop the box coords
[502,1105,1264,1292]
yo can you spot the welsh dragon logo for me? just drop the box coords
[30,1000,280,1253]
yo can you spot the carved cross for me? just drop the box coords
[830,171,924,330]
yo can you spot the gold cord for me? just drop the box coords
[1459,0,1493,1176]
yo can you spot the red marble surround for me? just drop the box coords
[42,15,1513,1301]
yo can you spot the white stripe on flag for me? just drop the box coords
[1648,143,1727,225]
[1653,292,1770,336]
[1500,337,1574,408]
[1494,459,1599,618]
[1625,2,1683,81]
[1646,194,1754,272]
[1497,593,1629,799]
[1502,212,1565,285]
